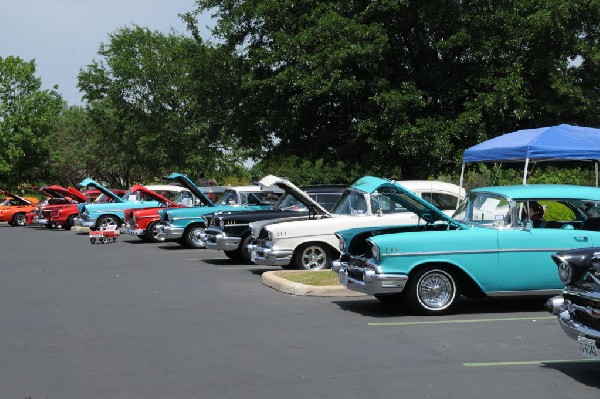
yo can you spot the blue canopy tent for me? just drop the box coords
[460,124,600,187]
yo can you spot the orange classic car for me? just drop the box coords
[0,190,40,226]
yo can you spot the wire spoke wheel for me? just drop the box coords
[409,267,460,315]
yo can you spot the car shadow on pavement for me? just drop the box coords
[543,361,600,388]
[333,295,551,318]
[202,258,234,266]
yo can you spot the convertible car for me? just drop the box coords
[333,184,600,315]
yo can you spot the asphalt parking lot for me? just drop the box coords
[1,223,599,399]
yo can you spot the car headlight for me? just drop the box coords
[557,260,572,283]
[368,239,380,260]
[337,235,346,252]
[219,218,224,229]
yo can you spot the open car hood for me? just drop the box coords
[258,175,331,216]
[78,178,124,203]
[45,185,81,201]
[358,176,463,226]
[66,187,89,203]
[0,190,37,205]
[165,173,214,207]
[129,184,178,207]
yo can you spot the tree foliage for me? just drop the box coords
[190,0,600,179]
[77,26,247,186]
[0,56,63,186]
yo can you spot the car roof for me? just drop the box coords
[472,184,600,200]
[300,184,347,193]
[144,185,186,192]
[350,176,465,196]
[223,185,284,193]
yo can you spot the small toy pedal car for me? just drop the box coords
[89,225,120,244]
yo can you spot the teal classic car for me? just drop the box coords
[333,184,600,315]
[75,177,188,230]
[157,178,283,249]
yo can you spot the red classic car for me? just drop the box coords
[121,184,193,242]
[25,185,85,227]
[0,189,40,226]
[46,188,126,230]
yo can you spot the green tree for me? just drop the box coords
[189,0,600,179]
[78,25,247,186]
[0,56,63,186]
[45,106,112,187]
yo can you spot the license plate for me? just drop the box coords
[339,270,349,286]
[578,336,599,359]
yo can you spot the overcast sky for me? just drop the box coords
[0,0,214,105]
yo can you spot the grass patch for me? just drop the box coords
[278,270,340,286]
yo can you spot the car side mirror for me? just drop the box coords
[523,220,533,231]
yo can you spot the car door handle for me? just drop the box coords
[575,236,589,242]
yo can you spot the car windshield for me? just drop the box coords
[453,192,511,227]
[217,190,240,205]
[274,193,308,211]
[173,190,197,206]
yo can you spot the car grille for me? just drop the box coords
[565,293,600,331]
[346,256,374,283]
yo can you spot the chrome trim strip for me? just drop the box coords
[486,289,562,297]
[383,248,574,257]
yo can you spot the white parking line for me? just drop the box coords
[464,359,598,367]
[368,316,555,326]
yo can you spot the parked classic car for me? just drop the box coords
[75,179,187,230]
[46,188,127,230]
[333,184,600,315]
[0,189,39,226]
[0,191,39,208]
[249,177,465,270]
[24,185,78,226]
[37,187,88,229]
[11,186,79,227]
[157,178,284,249]
[121,173,212,242]
[202,176,346,263]
[545,247,600,360]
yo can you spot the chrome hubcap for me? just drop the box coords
[417,270,455,310]
[301,246,326,270]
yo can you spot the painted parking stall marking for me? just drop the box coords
[368,316,555,326]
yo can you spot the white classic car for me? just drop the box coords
[249,176,466,270]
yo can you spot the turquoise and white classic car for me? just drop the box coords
[74,178,187,230]
[333,184,600,315]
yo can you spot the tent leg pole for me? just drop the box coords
[458,162,466,209]
[523,158,529,184]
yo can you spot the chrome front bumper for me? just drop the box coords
[73,215,95,228]
[249,243,293,267]
[546,296,600,342]
[332,260,409,295]
[121,227,145,236]
[159,224,184,240]
[203,229,241,251]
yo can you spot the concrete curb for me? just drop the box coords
[261,270,367,297]
[71,226,90,234]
